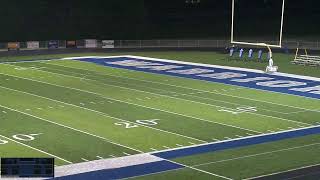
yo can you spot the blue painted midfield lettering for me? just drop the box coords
[76,57,320,99]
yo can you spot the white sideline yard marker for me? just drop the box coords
[109,155,116,158]
[212,138,220,141]
[0,104,144,153]
[123,152,131,156]
[188,142,196,145]
[150,148,158,151]
[48,59,320,114]
[81,158,89,162]
[176,144,183,147]
[235,135,243,138]
[224,137,232,140]
[96,156,104,159]
[0,85,207,144]
[0,134,72,164]
[246,133,255,136]
[163,146,170,149]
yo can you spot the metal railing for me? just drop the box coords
[0,39,320,51]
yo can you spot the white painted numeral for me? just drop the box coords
[136,119,159,126]
[0,139,8,145]
[12,133,42,141]
[114,122,139,129]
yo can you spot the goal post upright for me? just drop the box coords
[230,0,286,60]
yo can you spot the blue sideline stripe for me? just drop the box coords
[54,161,183,180]
[152,125,320,159]
[75,57,320,99]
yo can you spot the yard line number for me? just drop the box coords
[115,119,160,129]
[0,133,42,145]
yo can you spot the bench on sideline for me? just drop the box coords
[292,55,320,66]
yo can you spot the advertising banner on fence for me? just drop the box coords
[27,41,40,49]
[66,40,77,48]
[102,40,114,48]
[85,39,98,48]
[7,42,20,51]
[48,40,59,49]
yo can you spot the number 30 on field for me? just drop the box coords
[115,119,160,129]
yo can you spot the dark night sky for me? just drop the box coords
[0,0,319,41]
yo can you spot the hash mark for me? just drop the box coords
[176,144,183,147]
[163,146,170,149]
[150,148,158,151]
[96,156,103,159]
[123,152,131,156]
[81,158,89,162]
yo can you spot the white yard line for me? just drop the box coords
[0,86,207,144]
[192,142,320,167]
[0,71,260,134]
[0,104,143,153]
[26,65,312,127]
[245,162,320,180]
[0,134,72,164]
[165,159,233,180]
[44,60,320,113]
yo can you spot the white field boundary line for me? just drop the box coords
[192,142,320,167]
[0,71,261,135]
[147,124,320,155]
[0,104,143,153]
[39,63,294,116]
[26,65,311,128]
[0,134,72,164]
[44,60,320,114]
[0,85,207,144]
[244,162,320,180]
[62,55,320,102]
[0,58,65,64]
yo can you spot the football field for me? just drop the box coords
[0,56,320,179]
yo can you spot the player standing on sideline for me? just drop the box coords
[239,48,244,59]
[248,49,253,59]
[229,47,234,57]
[258,49,263,61]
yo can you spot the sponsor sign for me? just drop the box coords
[7,42,20,51]
[48,40,59,49]
[27,41,40,49]
[85,39,98,48]
[102,40,114,48]
[66,40,77,48]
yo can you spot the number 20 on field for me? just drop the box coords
[115,119,159,129]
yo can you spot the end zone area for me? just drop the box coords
[0,55,319,179]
